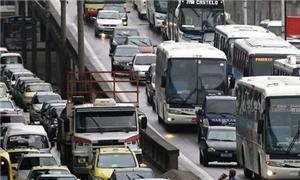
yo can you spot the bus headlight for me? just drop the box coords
[168,108,181,114]
[123,21,127,26]
[267,170,275,176]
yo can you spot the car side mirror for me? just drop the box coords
[161,76,166,88]
[91,17,96,21]
[140,116,147,129]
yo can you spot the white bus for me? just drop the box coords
[273,55,300,76]
[232,37,300,80]
[154,41,233,126]
[146,0,167,31]
[214,25,276,63]
[236,76,300,179]
[164,0,225,43]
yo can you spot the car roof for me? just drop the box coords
[31,165,69,171]
[22,153,53,158]
[0,52,22,57]
[114,167,153,173]
[37,174,76,178]
[99,147,132,154]
[135,53,156,57]
[99,10,119,13]
[208,126,235,130]
[116,45,139,49]
[6,125,47,136]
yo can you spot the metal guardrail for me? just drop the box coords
[140,128,179,172]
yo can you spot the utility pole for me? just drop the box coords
[243,0,248,25]
[281,0,286,39]
[77,0,85,73]
[60,0,67,98]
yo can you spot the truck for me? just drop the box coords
[57,71,147,177]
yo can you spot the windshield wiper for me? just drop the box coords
[286,127,300,154]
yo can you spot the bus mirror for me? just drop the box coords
[161,76,166,88]
[229,76,235,89]
[257,120,264,134]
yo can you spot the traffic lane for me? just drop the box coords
[63,1,246,180]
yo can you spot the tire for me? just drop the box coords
[94,30,98,37]
[199,149,203,165]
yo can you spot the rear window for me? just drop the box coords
[7,135,49,150]
[33,95,61,104]
[18,156,57,170]
[1,56,22,64]
[0,115,26,124]
[135,56,156,65]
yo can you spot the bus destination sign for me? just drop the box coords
[180,0,224,8]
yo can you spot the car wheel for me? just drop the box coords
[94,30,98,37]
[199,149,203,164]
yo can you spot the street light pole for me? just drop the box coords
[243,0,248,25]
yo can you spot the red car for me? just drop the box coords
[125,36,154,53]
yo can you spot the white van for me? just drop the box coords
[3,125,52,152]
[136,0,147,19]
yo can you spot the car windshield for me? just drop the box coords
[115,29,139,38]
[76,110,137,133]
[26,84,52,92]
[206,99,236,115]
[103,5,125,13]
[115,47,139,57]
[128,38,152,47]
[135,56,156,65]
[18,156,57,170]
[35,95,61,104]
[0,101,14,109]
[98,11,120,19]
[30,169,70,180]
[0,115,26,124]
[207,128,236,141]
[1,56,22,64]
[98,153,136,168]
[7,135,49,149]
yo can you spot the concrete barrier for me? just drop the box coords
[140,128,179,172]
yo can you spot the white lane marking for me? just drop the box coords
[50,1,213,178]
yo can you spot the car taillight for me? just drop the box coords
[125,134,140,143]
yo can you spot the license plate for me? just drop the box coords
[220,153,232,158]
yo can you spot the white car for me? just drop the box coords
[94,10,123,37]
[129,53,156,81]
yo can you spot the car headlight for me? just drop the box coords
[266,160,285,167]
[207,147,216,152]
[168,108,181,114]
[123,21,127,26]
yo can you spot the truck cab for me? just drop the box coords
[196,96,236,142]
[58,97,147,176]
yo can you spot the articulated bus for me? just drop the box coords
[154,41,233,126]
[236,76,300,179]
[231,37,300,80]
[83,0,126,22]
[146,0,168,31]
[214,25,276,62]
[273,55,300,76]
[163,0,225,42]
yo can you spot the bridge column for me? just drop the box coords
[45,1,52,83]
[20,0,27,66]
[31,2,37,74]
[60,0,67,98]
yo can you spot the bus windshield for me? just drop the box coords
[180,8,224,31]
[154,0,168,14]
[266,97,300,154]
[166,59,226,106]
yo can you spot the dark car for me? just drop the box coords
[145,64,156,107]
[196,96,236,142]
[29,92,62,124]
[125,36,154,53]
[109,27,140,55]
[111,168,154,180]
[42,104,66,141]
[103,4,128,26]
[111,45,140,72]
[199,126,237,166]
